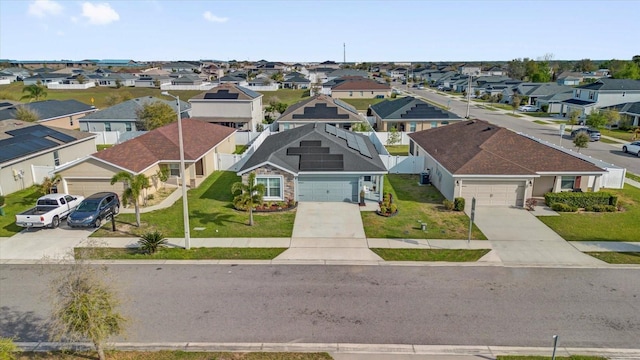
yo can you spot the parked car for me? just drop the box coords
[571,127,601,141]
[622,141,640,157]
[67,192,120,228]
[417,85,425,89]
[15,194,84,229]
[518,105,540,112]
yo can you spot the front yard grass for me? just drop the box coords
[385,145,409,156]
[600,128,637,142]
[506,113,523,118]
[75,247,286,260]
[371,248,489,262]
[497,356,605,360]
[15,351,333,360]
[537,185,640,241]
[0,186,43,237]
[533,120,549,125]
[92,171,295,238]
[626,172,640,183]
[341,97,385,110]
[361,174,486,239]
[586,252,640,264]
[258,89,310,106]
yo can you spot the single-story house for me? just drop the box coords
[368,96,462,132]
[603,101,640,127]
[238,122,387,203]
[329,78,391,99]
[281,74,310,89]
[55,119,236,198]
[276,94,364,131]
[0,120,97,195]
[408,119,606,207]
[0,100,97,130]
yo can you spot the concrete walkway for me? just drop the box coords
[473,207,605,266]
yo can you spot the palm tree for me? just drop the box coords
[110,171,150,227]
[40,174,62,194]
[21,83,48,102]
[231,172,265,226]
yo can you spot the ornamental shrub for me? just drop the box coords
[453,197,465,211]
[544,192,613,208]
[550,203,578,212]
[442,199,454,210]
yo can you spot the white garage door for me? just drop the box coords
[298,177,358,202]
[460,181,525,207]
[65,179,123,198]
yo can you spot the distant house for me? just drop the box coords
[22,73,68,85]
[276,94,364,131]
[189,83,263,131]
[218,75,248,87]
[0,100,96,130]
[55,120,236,197]
[329,77,391,99]
[503,83,574,106]
[0,120,97,195]
[96,73,137,87]
[79,96,190,133]
[161,62,199,72]
[603,101,640,127]
[560,79,640,117]
[368,96,462,132]
[281,74,311,89]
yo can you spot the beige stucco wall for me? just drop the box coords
[39,112,94,130]
[378,119,454,132]
[190,101,252,118]
[331,90,390,99]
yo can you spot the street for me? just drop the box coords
[403,87,640,175]
[1,264,639,348]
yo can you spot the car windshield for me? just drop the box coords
[76,201,99,212]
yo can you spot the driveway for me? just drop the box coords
[0,223,96,261]
[276,202,381,262]
[473,207,604,266]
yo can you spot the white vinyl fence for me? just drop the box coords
[379,155,425,174]
[47,82,95,89]
[91,131,146,145]
[217,127,276,171]
[600,167,626,189]
[31,165,55,184]
[245,84,280,91]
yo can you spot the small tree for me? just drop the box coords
[568,109,581,130]
[13,106,40,122]
[49,263,125,360]
[602,109,620,128]
[40,174,62,194]
[136,101,176,130]
[387,126,401,145]
[231,172,265,226]
[573,132,590,153]
[20,83,47,101]
[105,94,122,106]
[76,74,86,84]
[586,110,607,129]
[511,94,522,113]
[110,172,150,227]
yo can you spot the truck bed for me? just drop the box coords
[18,206,59,216]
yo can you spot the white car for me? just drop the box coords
[622,141,640,157]
[518,105,540,112]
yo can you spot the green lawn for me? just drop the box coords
[538,185,640,241]
[498,356,605,360]
[600,128,637,142]
[627,172,640,183]
[371,248,490,262]
[600,137,621,144]
[525,112,551,117]
[0,186,44,237]
[75,247,286,260]
[361,174,486,239]
[587,252,640,264]
[97,144,113,151]
[258,89,310,106]
[341,97,385,110]
[234,145,248,154]
[506,113,523,118]
[92,171,295,238]
[385,145,409,156]
[15,351,333,360]
[533,120,549,125]
[492,104,514,111]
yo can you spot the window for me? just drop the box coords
[409,141,414,155]
[256,176,282,199]
[105,122,111,131]
[126,123,132,131]
[349,91,353,97]
[409,122,416,132]
[561,176,575,190]
[360,91,363,96]
[442,121,449,125]
[168,163,181,177]
[364,175,372,181]
[53,150,60,166]
[431,121,438,129]
[575,90,581,98]
[589,91,594,100]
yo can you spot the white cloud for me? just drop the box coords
[81,2,120,25]
[28,0,63,18]
[203,11,228,23]
[56,30,64,36]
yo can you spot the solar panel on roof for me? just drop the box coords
[356,136,372,158]
[335,128,347,139]
[346,132,358,150]
[300,140,322,147]
[47,132,75,143]
[325,124,337,135]
[299,154,344,171]
[203,90,239,99]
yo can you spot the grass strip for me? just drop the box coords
[586,252,640,264]
[15,351,333,359]
[533,120,549,125]
[498,356,606,360]
[385,145,409,156]
[75,247,287,260]
[506,113,523,118]
[626,172,640,183]
[371,248,490,262]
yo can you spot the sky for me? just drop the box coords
[1,0,639,63]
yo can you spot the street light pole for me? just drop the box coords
[465,74,472,119]
[161,91,190,249]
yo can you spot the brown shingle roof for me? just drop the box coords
[408,119,604,175]
[331,79,390,91]
[93,119,235,173]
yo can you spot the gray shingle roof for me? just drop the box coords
[80,96,189,121]
[190,83,261,100]
[370,96,461,121]
[0,100,95,121]
[577,78,640,91]
[239,123,386,174]
[278,95,360,123]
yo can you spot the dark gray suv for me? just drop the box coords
[571,127,601,141]
[68,192,120,228]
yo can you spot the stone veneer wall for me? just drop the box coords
[242,165,295,201]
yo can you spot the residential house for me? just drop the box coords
[161,61,200,72]
[503,83,574,107]
[368,96,462,132]
[22,73,68,85]
[326,69,368,81]
[281,74,310,89]
[329,78,391,99]
[560,79,640,117]
[535,91,574,114]
[79,96,190,132]
[189,83,263,131]
[603,101,640,127]
[96,73,137,87]
[134,75,171,88]
[0,100,96,130]
[238,122,387,203]
[55,119,236,197]
[276,95,364,131]
[218,75,248,87]
[0,120,97,195]
[0,71,17,84]
[408,119,606,207]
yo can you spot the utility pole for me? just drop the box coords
[465,74,472,118]
[343,42,346,64]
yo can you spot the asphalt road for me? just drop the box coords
[1,264,639,348]
[402,86,640,175]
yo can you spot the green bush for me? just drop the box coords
[442,199,454,210]
[544,192,614,208]
[0,337,18,360]
[138,231,168,254]
[590,204,617,212]
[541,104,549,113]
[550,203,578,212]
[0,195,5,207]
[453,197,465,211]
[609,194,618,207]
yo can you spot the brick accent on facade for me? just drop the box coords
[242,165,295,201]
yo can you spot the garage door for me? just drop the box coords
[298,177,358,202]
[65,179,123,198]
[460,181,525,207]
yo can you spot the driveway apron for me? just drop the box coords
[472,207,604,266]
[0,224,96,261]
[276,202,381,262]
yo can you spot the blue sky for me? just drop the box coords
[1,0,639,62]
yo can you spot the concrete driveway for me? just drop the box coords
[276,202,381,262]
[0,223,96,261]
[473,207,604,266]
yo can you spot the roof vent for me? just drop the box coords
[483,127,493,131]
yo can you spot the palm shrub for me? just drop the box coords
[138,231,167,254]
[231,172,265,226]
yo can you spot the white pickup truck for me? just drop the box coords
[15,194,84,229]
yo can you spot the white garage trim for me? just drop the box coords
[460,180,526,207]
